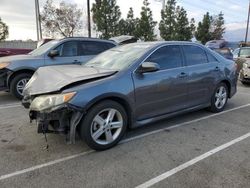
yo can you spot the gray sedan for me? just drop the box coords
[22,41,238,150]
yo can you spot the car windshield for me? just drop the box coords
[240,48,250,58]
[29,40,59,56]
[84,43,153,70]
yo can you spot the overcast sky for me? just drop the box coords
[0,0,249,41]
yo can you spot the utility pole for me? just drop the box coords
[37,0,43,40]
[245,0,250,43]
[35,0,42,40]
[35,0,39,41]
[87,0,91,37]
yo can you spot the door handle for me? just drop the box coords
[214,66,219,71]
[73,60,81,64]
[178,72,188,78]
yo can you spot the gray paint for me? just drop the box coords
[24,41,238,129]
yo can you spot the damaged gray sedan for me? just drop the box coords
[22,42,237,150]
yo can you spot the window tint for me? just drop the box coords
[206,52,218,62]
[78,41,110,56]
[183,45,208,66]
[146,45,182,70]
[55,41,78,57]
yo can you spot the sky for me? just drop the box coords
[0,0,249,41]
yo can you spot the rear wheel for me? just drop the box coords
[79,100,127,151]
[210,83,228,113]
[10,73,32,100]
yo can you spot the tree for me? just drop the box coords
[195,12,212,44]
[159,0,193,41]
[0,17,8,41]
[211,12,225,40]
[117,18,128,35]
[126,7,137,36]
[136,0,157,41]
[92,0,121,39]
[159,0,176,40]
[174,6,192,40]
[41,0,83,38]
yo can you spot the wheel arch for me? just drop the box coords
[83,94,134,129]
[219,79,231,97]
[7,69,35,87]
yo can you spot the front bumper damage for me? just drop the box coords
[28,104,84,144]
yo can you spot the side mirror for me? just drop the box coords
[48,50,59,58]
[137,62,160,73]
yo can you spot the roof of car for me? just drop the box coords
[59,37,117,44]
[131,41,203,47]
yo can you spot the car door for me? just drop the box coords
[182,45,220,107]
[78,41,116,64]
[132,45,189,121]
[45,41,82,65]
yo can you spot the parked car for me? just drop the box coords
[110,35,138,45]
[205,40,226,49]
[213,48,233,60]
[22,41,238,150]
[235,47,250,84]
[0,37,117,99]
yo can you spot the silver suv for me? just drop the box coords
[0,37,117,99]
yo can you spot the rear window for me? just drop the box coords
[183,45,208,66]
[78,41,115,56]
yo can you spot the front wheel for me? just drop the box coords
[210,83,228,113]
[10,73,32,100]
[79,100,128,151]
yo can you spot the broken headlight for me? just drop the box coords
[30,92,76,112]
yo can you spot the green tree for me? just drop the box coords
[92,0,121,39]
[211,11,225,40]
[195,12,212,44]
[174,6,192,40]
[159,0,176,40]
[0,17,9,41]
[126,7,137,36]
[117,18,128,35]
[41,0,83,38]
[136,0,157,41]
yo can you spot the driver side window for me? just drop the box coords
[146,45,183,70]
[55,41,78,57]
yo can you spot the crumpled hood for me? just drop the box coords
[23,65,117,96]
[0,54,35,63]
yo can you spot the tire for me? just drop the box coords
[241,81,249,85]
[10,73,32,100]
[79,100,128,151]
[209,83,228,113]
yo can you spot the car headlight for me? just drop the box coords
[243,62,249,69]
[0,62,10,69]
[30,92,76,112]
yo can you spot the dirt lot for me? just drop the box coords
[0,82,250,188]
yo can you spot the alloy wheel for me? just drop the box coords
[16,78,29,96]
[214,86,227,109]
[90,108,124,145]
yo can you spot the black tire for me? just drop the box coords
[210,82,228,113]
[241,81,249,85]
[10,73,32,100]
[79,100,128,151]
